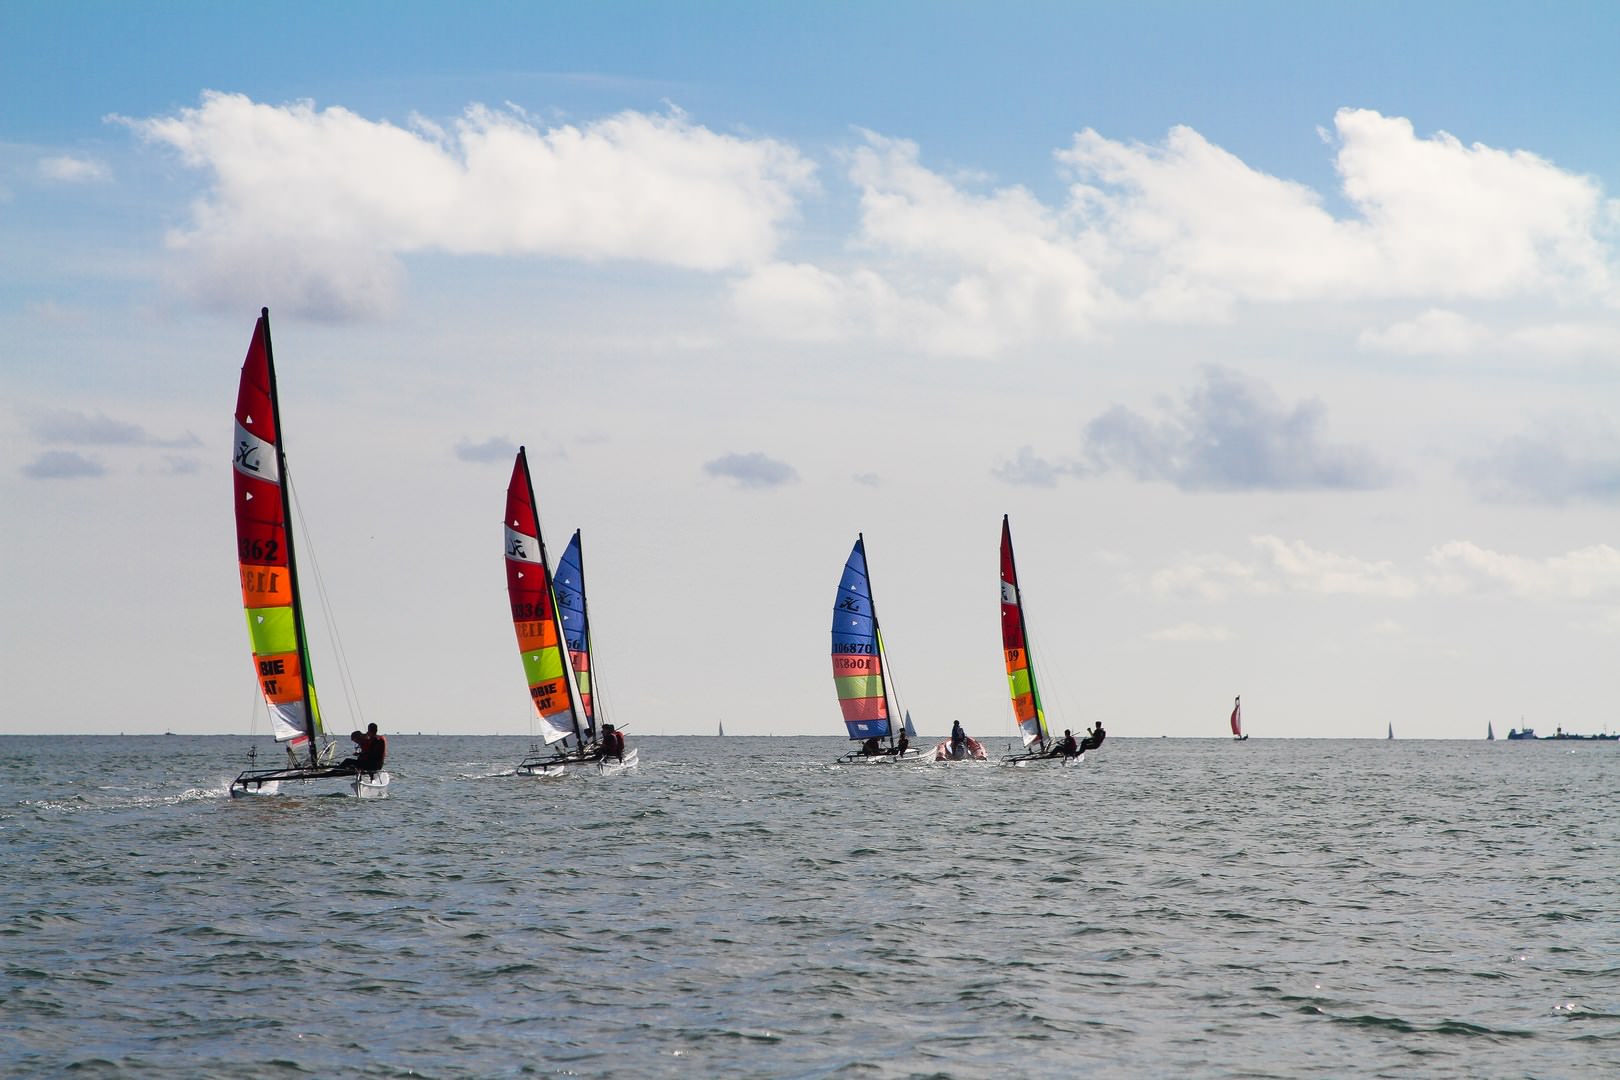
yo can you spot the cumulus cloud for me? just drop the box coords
[38,155,110,183]
[1427,541,1620,600]
[30,408,200,448]
[998,368,1391,492]
[1361,309,1620,359]
[455,435,520,464]
[703,451,799,489]
[1150,535,1418,600]
[117,92,817,319]
[1359,309,1491,356]
[733,110,1620,356]
[22,450,106,479]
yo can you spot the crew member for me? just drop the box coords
[1079,721,1107,751]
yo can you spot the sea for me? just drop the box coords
[3,734,1617,1079]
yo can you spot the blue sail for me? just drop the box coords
[553,529,596,740]
[831,536,890,740]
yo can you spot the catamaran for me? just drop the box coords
[553,527,636,775]
[831,535,920,763]
[506,448,634,777]
[1231,695,1248,741]
[228,309,389,798]
[998,516,1083,766]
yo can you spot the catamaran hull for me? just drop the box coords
[229,768,390,798]
[835,748,923,764]
[517,747,640,777]
[1001,750,1084,768]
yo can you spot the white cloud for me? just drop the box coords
[733,110,1620,356]
[1151,535,1418,600]
[38,155,110,183]
[1426,541,1620,600]
[118,92,816,319]
[1359,309,1490,355]
[703,451,799,489]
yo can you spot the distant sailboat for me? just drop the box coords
[1387,722,1395,740]
[228,309,389,799]
[1230,695,1248,741]
[1487,721,1495,741]
[831,535,920,763]
[718,720,725,737]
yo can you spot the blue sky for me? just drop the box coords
[5,2,1620,739]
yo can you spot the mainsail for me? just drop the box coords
[553,529,598,743]
[504,447,585,746]
[233,308,321,760]
[831,535,893,742]
[1001,515,1047,748]
[1230,696,1243,738]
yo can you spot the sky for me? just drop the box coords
[4,1,1620,740]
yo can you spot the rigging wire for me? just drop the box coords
[287,468,367,733]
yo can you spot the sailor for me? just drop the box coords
[358,723,387,773]
[894,730,910,756]
[598,723,625,763]
[1055,728,1080,757]
[336,730,367,769]
[862,736,882,756]
[950,720,967,755]
[1079,721,1107,751]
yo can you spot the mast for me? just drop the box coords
[1003,514,1045,749]
[861,532,899,750]
[259,308,320,767]
[518,446,586,746]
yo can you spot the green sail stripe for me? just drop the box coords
[835,673,885,699]
[245,606,297,656]
[1006,667,1032,699]
[523,648,566,685]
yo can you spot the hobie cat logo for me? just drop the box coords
[839,596,862,613]
[507,536,528,559]
[235,440,261,473]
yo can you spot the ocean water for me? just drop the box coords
[3,734,1617,1079]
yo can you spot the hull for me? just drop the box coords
[230,766,390,798]
[1001,746,1084,767]
[517,746,640,776]
[835,747,922,764]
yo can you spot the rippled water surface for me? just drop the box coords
[3,734,1618,1078]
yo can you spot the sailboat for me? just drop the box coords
[831,535,921,763]
[998,516,1082,766]
[1387,722,1395,740]
[1487,721,1495,741]
[506,448,633,776]
[228,308,389,798]
[1230,695,1249,740]
[554,527,636,774]
[718,720,725,737]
